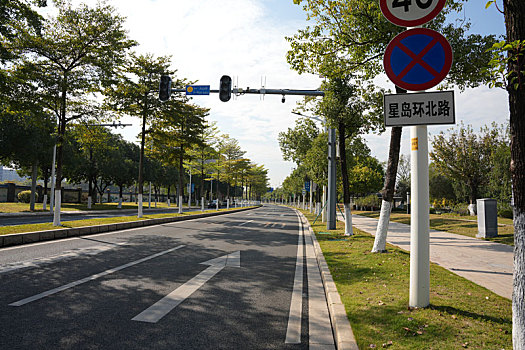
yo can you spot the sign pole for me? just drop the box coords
[409,124,430,308]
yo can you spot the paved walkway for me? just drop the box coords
[337,213,514,299]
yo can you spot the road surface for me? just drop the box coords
[0,205,335,349]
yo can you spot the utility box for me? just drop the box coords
[476,199,498,238]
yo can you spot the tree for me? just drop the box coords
[149,100,208,212]
[8,1,135,224]
[0,69,55,210]
[318,77,383,236]
[0,0,44,63]
[278,116,319,165]
[485,1,525,346]
[185,121,219,201]
[430,123,495,215]
[288,0,497,252]
[104,52,181,217]
[219,135,246,200]
[106,138,138,208]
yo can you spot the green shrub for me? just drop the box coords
[452,203,469,216]
[498,209,513,219]
[17,190,32,203]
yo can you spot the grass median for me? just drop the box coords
[0,207,256,236]
[0,202,195,213]
[302,210,512,349]
[353,210,514,246]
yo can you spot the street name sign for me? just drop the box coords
[186,85,210,95]
[383,28,453,91]
[384,90,454,126]
[380,0,447,27]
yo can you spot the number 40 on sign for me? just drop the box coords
[380,0,447,27]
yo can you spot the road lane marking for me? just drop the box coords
[285,212,304,344]
[281,223,286,228]
[238,220,253,226]
[9,245,186,307]
[132,251,241,323]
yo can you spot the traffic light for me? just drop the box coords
[159,75,172,102]
[219,75,232,102]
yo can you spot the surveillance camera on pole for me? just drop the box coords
[159,75,172,102]
[219,75,232,102]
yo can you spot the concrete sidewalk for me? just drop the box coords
[338,213,514,299]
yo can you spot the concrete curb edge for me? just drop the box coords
[1,206,260,248]
[297,209,359,350]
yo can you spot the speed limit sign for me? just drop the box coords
[380,0,447,27]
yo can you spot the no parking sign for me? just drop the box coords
[383,28,453,91]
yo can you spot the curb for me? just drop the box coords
[0,206,260,248]
[0,207,202,219]
[297,209,359,350]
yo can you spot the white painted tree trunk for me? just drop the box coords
[468,203,477,216]
[43,195,47,211]
[514,209,525,349]
[87,196,92,209]
[167,198,170,207]
[178,195,183,214]
[118,196,122,209]
[53,190,61,226]
[372,200,392,253]
[201,197,204,212]
[137,194,143,218]
[344,203,353,236]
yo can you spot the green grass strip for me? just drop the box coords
[354,211,514,246]
[301,209,512,350]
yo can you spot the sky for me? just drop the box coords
[46,0,508,189]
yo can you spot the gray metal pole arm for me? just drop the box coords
[169,88,324,97]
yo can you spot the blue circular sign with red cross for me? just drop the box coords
[383,28,453,91]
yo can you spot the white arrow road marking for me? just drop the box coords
[238,220,253,226]
[9,245,186,307]
[132,251,241,323]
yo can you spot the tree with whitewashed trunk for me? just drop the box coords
[317,77,383,236]
[288,0,496,253]
[7,1,135,225]
[485,0,525,347]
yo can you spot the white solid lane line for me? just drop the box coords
[238,220,253,226]
[285,211,304,344]
[9,245,186,307]
[132,251,241,323]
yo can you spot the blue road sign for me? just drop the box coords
[384,28,452,91]
[186,85,210,95]
[304,181,310,192]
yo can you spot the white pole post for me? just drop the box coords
[201,196,204,212]
[50,144,56,212]
[309,180,313,213]
[188,168,192,208]
[409,125,430,308]
[178,195,183,214]
[148,182,151,209]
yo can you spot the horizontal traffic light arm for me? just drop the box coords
[168,88,324,97]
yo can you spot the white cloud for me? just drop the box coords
[45,1,509,189]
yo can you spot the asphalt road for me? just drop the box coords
[0,207,207,227]
[0,205,335,349]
